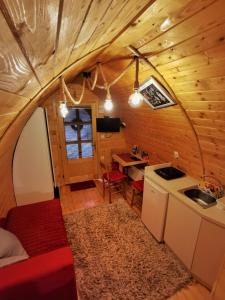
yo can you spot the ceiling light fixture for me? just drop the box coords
[59,77,69,118]
[104,88,113,111]
[59,101,69,118]
[128,56,143,108]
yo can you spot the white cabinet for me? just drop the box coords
[191,219,225,288]
[164,194,201,268]
[141,178,169,242]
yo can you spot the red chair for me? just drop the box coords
[131,180,144,206]
[100,157,127,203]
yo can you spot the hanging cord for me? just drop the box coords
[87,58,135,91]
[61,76,86,105]
[106,85,111,99]
[60,76,66,102]
[86,67,98,90]
[134,56,139,90]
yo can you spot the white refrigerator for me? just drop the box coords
[141,177,169,242]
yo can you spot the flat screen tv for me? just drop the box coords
[96,117,121,132]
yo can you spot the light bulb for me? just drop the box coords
[59,101,69,118]
[104,98,113,111]
[128,90,143,107]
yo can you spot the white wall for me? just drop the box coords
[13,108,54,205]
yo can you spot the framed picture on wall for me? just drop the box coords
[139,76,176,109]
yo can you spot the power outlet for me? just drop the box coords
[173,151,179,159]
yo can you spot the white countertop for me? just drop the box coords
[145,163,225,228]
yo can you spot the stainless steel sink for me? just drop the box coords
[180,187,216,208]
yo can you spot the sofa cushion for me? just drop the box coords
[0,246,77,300]
[6,200,68,257]
[0,228,29,267]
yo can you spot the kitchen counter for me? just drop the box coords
[145,163,225,228]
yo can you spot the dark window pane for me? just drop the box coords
[66,144,79,159]
[64,125,78,142]
[64,108,77,123]
[80,124,92,140]
[79,108,91,122]
[81,143,93,158]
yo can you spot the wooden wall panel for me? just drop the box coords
[42,79,127,186]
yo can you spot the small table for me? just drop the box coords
[112,153,148,172]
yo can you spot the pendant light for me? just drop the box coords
[104,87,113,111]
[59,77,69,118]
[59,101,68,118]
[128,56,143,108]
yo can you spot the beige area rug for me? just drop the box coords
[64,200,193,300]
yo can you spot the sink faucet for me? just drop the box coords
[199,175,224,199]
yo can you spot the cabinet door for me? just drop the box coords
[141,178,168,241]
[192,219,225,289]
[164,194,201,268]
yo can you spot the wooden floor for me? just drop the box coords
[60,180,211,300]
[60,179,142,216]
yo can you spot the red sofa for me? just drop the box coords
[0,200,77,300]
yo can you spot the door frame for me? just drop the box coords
[58,102,98,184]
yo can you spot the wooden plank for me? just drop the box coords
[198,134,225,148]
[139,0,225,54]
[70,0,155,63]
[0,11,40,97]
[186,110,225,120]
[192,118,225,130]
[182,101,225,111]
[0,90,29,115]
[168,76,225,93]
[68,0,112,64]
[163,60,225,83]
[3,0,60,85]
[199,139,225,156]
[150,21,225,67]
[0,113,17,136]
[195,125,225,140]
[177,90,225,102]
[157,43,225,73]
[92,0,155,50]
[81,0,130,55]
[169,283,210,300]
[119,0,215,49]
[54,0,92,76]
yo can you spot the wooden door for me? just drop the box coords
[59,104,97,183]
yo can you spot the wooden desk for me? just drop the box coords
[112,153,148,169]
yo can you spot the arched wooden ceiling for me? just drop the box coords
[0,0,225,185]
[0,0,157,135]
